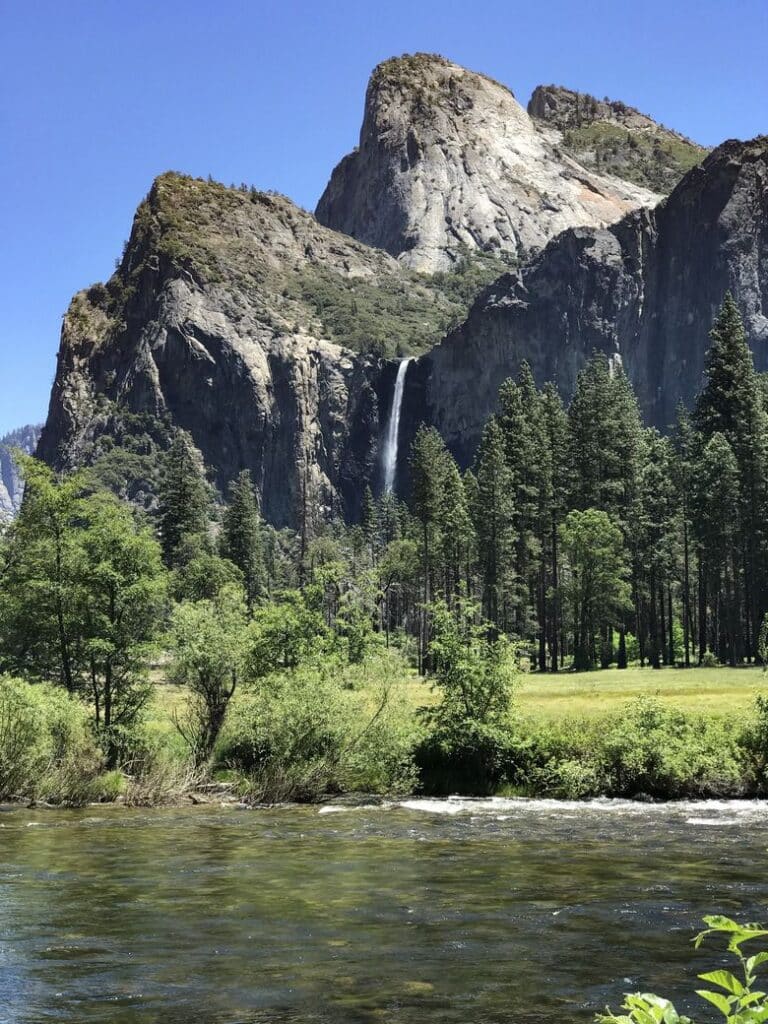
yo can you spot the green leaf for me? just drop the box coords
[748,954,768,973]
[697,989,733,1016]
[699,971,746,996]
[703,916,745,932]
[739,991,766,1008]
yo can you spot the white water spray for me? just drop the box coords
[382,358,412,493]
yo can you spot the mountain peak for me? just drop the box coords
[316,55,659,271]
[528,84,707,193]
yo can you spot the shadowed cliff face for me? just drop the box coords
[37,175,417,526]
[316,54,659,272]
[416,136,768,464]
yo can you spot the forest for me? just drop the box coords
[2,294,768,804]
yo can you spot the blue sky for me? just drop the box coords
[1,0,766,435]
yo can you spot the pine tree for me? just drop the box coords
[559,509,631,671]
[361,485,377,565]
[538,383,570,670]
[409,425,451,670]
[498,363,544,640]
[672,404,697,667]
[691,433,740,664]
[157,435,211,566]
[472,418,516,629]
[436,457,475,602]
[568,356,646,666]
[220,470,265,611]
[639,432,679,669]
[694,293,768,659]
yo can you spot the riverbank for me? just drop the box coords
[3,657,768,807]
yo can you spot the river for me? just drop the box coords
[1,797,766,1023]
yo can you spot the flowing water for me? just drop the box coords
[1,797,767,1024]
[382,358,411,493]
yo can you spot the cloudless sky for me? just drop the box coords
[1,0,767,434]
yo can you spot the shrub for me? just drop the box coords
[415,720,511,795]
[217,654,417,801]
[0,677,104,802]
[417,604,519,795]
[598,697,743,798]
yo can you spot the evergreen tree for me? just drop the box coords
[436,457,475,602]
[409,425,451,670]
[472,418,516,629]
[538,383,570,670]
[672,404,697,667]
[568,356,646,666]
[157,434,211,566]
[220,470,266,610]
[638,432,679,669]
[361,485,377,565]
[498,363,544,640]
[560,509,631,671]
[694,293,768,659]
[691,433,740,664]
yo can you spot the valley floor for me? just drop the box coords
[517,665,766,719]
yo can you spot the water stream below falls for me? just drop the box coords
[382,358,411,493]
[1,797,767,1023]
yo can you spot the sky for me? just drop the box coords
[1,0,767,436]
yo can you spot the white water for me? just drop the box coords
[382,358,412,493]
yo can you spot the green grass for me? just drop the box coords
[517,665,765,719]
[396,664,766,719]
[146,662,764,745]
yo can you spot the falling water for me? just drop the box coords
[382,357,412,493]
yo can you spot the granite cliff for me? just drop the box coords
[316,54,659,271]
[527,84,707,193]
[38,55,766,525]
[0,425,41,521]
[410,135,768,465]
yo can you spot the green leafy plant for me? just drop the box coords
[598,916,768,1024]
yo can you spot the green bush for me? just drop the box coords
[500,699,746,799]
[415,720,511,795]
[216,655,417,801]
[598,697,743,798]
[0,677,105,802]
[736,693,768,793]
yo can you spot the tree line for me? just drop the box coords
[1,294,766,772]
[365,293,768,672]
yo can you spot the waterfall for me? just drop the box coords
[382,357,412,493]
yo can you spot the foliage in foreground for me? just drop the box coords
[216,651,419,802]
[598,916,768,1024]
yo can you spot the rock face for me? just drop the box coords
[414,136,768,464]
[316,54,659,272]
[38,174,458,526]
[38,55,768,526]
[528,85,707,193]
[0,425,41,521]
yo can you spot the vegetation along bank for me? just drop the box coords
[3,296,768,805]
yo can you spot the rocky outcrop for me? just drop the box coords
[414,136,768,463]
[0,425,41,521]
[316,54,658,272]
[38,174,456,526]
[528,84,707,193]
[38,56,768,525]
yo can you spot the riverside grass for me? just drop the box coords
[4,657,765,805]
[149,662,767,728]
